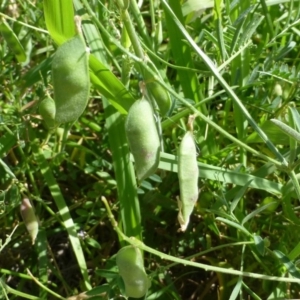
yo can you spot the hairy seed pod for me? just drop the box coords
[116,246,151,298]
[20,198,39,244]
[52,16,89,124]
[39,96,56,129]
[125,98,161,181]
[178,131,199,231]
[146,80,171,116]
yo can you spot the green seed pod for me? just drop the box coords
[20,198,39,244]
[125,98,161,182]
[52,16,90,124]
[116,246,151,298]
[145,79,171,116]
[177,130,199,231]
[39,96,56,129]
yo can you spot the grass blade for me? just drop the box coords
[273,250,300,278]
[43,0,75,45]
[230,180,252,214]
[270,119,300,143]
[33,144,91,290]
[242,202,277,225]
[0,18,26,62]
[216,217,251,237]
[163,1,202,105]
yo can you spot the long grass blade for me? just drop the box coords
[43,0,75,45]
[33,144,91,290]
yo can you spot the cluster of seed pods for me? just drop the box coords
[38,14,199,296]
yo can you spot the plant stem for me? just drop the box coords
[102,196,300,284]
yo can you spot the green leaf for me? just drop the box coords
[289,107,300,132]
[0,131,16,158]
[242,202,278,225]
[230,180,252,214]
[288,241,300,261]
[95,270,118,279]
[43,0,75,45]
[0,18,26,62]
[85,284,112,297]
[229,277,243,300]
[274,250,300,279]
[216,217,251,237]
[270,119,300,143]
[89,54,135,114]
[253,235,265,256]
[84,237,101,249]
[246,120,290,145]
[164,1,202,104]
[182,0,214,17]
[33,144,91,290]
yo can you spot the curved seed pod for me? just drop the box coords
[116,245,151,298]
[20,198,39,244]
[52,16,90,124]
[125,98,161,181]
[145,79,171,116]
[39,96,56,129]
[177,127,199,231]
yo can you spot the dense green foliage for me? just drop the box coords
[1,0,300,299]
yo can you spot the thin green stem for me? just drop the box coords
[102,196,300,283]
[2,282,40,300]
[164,241,254,270]
[0,268,32,280]
[121,9,144,59]
[0,224,19,253]
[27,269,67,300]
[0,12,49,34]
[3,125,39,195]
[129,0,152,48]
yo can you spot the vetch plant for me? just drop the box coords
[125,96,161,182]
[145,79,171,116]
[3,0,300,298]
[20,198,38,245]
[177,115,199,231]
[39,96,56,129]
[116,245,151,298]
[52,15,90,124]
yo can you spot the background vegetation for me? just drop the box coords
[1,0,300,299]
